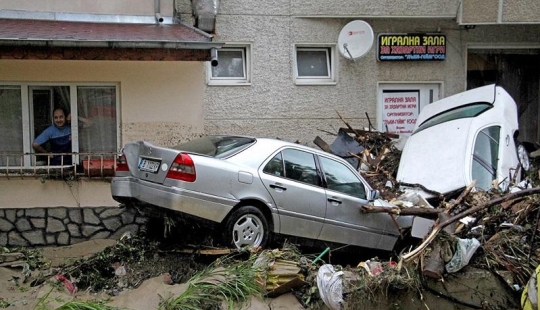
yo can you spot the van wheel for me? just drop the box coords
[225,206,269,249]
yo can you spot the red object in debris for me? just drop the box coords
[55,274,78,295]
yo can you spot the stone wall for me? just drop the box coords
[0,206,146,247]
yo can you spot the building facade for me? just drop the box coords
[0,0,539,245]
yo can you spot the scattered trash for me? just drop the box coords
[445,238,481,273]
[55,274,78,295]
[316,264,343,310]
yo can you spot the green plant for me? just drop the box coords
[159,254,264,310]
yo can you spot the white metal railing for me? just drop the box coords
[0,152,121,178]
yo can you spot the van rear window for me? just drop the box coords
[414,102,492,134]
[173,136,256,158]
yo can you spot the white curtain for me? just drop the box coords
[77,86,117,157]
[0,86,23,166]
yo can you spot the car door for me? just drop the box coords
[259,148,326,240]
[317,155,400,251]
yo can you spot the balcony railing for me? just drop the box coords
[0,152,121,179]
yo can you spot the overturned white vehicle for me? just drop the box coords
[397,84,529,198]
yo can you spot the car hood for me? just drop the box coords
[397,118,472,196]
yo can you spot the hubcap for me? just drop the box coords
[232,214,264,248]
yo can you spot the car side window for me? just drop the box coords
[263,152,284,177]
[472,126,500,190]
[282,149,319,186]
[319,156,366,199]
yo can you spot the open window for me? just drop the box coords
[0,83,119,176]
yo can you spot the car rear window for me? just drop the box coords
[172,136,256,158]
[414,102,492,134]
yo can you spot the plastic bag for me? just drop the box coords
[445,238,481,273]
[316,264,343,310]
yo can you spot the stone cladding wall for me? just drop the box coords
[0,207,146,247]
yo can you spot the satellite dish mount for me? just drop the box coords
[338,20,374,61]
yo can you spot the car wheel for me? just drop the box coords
[225,206,269,249]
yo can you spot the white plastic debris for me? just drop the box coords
[459,216,476,225]
[445,238,481,273]
[316,264,344,310]
[510,179,533,193]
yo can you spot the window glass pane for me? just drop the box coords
[297,49,330,77]
[319,156,366,199]
[263,152,284,177]
[0,86,22,166]
[174,136,255,158]
[415,103,492,134]
[211,50,245,78]
[77,86,117,156]
[472,126,500,190]
[282,149,319,186]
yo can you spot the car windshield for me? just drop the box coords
[173,136,256,158]
[414,102,492,134]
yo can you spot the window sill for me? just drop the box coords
[207,80,251,86]
[294,80,337,86]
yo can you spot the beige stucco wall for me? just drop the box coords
[174,0,540,147]
[0,179,116,208]
[0,59,205,208]
[461,0,540,24]
[0,0,174,16]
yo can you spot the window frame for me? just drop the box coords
[293,44,337,86]
[0,82,120,169]
[206,44,252,86]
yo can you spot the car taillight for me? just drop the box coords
[166,153,196,182]
[116,154,129,173]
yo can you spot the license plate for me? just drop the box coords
[138,158,160,173]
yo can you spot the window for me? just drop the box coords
[0,86,23,166]
[414,102,492,134]
[319,156,366,199]
[174,136,255,158]
[207,45,251,85]
[0,84,119,170]
[294,45,337,85]
[263,152,284,177]
[282,149,319,186]
[472,126,500,190]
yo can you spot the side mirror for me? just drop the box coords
[369,189,380,201]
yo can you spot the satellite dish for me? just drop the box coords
[337,20,374,60]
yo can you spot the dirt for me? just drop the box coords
[0,238,306,310]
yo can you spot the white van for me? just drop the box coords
[397,84,529,198]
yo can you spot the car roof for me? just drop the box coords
[224,136,357,170]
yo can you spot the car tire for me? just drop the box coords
[224,206,269,249]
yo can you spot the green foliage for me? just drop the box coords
[159,253,264,310]
[33,289,117,310]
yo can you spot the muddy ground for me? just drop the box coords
[0,229,522,310]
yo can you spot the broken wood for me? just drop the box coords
[340,127,400,139]
[360,204,446,216]
[402,187,540,263]
[335,110,364,141]
[313,136,332,153]
[444,180,476,214]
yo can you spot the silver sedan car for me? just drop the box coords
[111,136,412,250]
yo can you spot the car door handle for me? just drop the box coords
[270,184,287,191]
[327,197,342,204]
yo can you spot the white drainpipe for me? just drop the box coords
[155,0,163,24]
